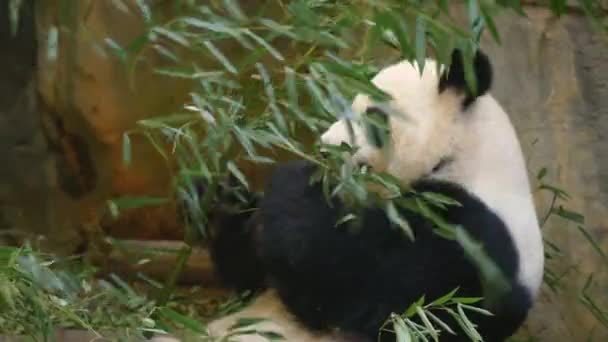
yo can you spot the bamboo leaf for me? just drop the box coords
[111,196,169,210]
[480,2,501,43]
[256,63,286,131]
[222,0,246,22]
[552,206,585,224]
[46,26,59,61]
[159,307,206,333]
[122,132,132,167]
[416,306,439,341]
[393,315,413,342]
[576,225,608,267]
[152,27,190,47]
[415,15,427,73]
[550,0,568,17]
[135,0,153,25]
[203,40,237,74]
[244,29,284,61]
[227,161,249,191]
[428,287,460,307]
[387,201,415,241]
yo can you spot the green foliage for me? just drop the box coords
[7,0,23,35]
[535,169,608,334]
[379,289,491,342]
[0,246,160,339]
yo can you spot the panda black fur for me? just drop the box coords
[205,49,544,342]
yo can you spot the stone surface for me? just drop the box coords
[476,8,608,341]
[0,0,85,250]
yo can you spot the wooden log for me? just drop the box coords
[100,239,220,287]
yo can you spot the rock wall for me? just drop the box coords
[0,0,85,251]
[478,9,608,341]
[34,1,291,241]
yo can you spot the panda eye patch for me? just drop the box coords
[431,156,453,173]
[363,106,390,148]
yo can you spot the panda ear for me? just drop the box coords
[438,49,493,107]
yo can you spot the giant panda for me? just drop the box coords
[203,48,544,342]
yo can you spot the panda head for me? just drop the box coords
[321,49,497,189]
[321,49,544,295]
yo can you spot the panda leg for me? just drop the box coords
[207,290,359,342]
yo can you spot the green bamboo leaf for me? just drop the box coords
[222,0,246,22]
[288,0,319,27]
[468,0,485,46]
[480,2,501,43]
[405,295,425,318]
[497,0,527,16]
[552,206,585,224]
[230,317,268,330]
[454,226,511,305]
[416,306,439,342]
[537,167,548,180]
[451,296,483,305]
[459,304,494,316]
[111,196,169,210]
[258,331,285,340]
[305,77,334,115]
[244,29,284,61]
[152,27,190,47]
[110,0,130,13]
[415,15,427,73]
[462,49,478,96]
[105,38,128,64]
[428,287,460,307]
[335,213,357,227]
[227,161,249,191]
[203,40,237,74]
[387,201,415,241]
[421,192,462,207]
[0,279,16,309]
[159,307,206,333]
[122,132,132,167]
[181,17,229,33]
[425,310,456,335]
[576,225,608,267]
[438,0,450,14]
[46,26,59,62]
[368,174,401,197]
[256,63,286,131]
[456,304,483,341]
[539,184,571,199]
[550,0,568,17]
[320,59,390,101]
[107,200,120,219]
[393,315,413,342]
[135,0,153,25]
[415,198,454,233]
[259,18,297,39]
[153,44,180,62]
[8,0,23,36]
[376,10,414,59]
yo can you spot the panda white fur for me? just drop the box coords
[204,49,544,342]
